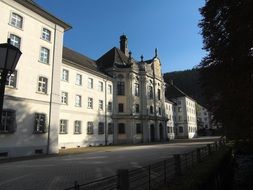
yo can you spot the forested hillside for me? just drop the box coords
[163,69,206,106]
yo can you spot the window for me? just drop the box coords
[74,120,81,134]
[34,113,46,133]
[99,100,103,110]
[10,34,21,48]
[62,69,69,81]
[157,89,161,100]
[150,106,153,114]
[6,70,17,88]
[108,123,113,134]
[108,102,112,112]
[98,81,103,91]
[61,92,68,104]
[118,103,124,113]
[178,116,181,121]
[136,124,142,134]
[117,81,125,95]
[177,100,181,105]
[42,28,51,41]
[179,126,183,133]
[135,104,140,113]
[87,122,93,134]
[76,74,82,85]
[158,107,161,115]
[37,76,48,94]
[88,97,93,109]
[118,123,125,134]
[88,78,93,89]
[75,95,82,107]
[10,13,23,28]
[98,122,104,134]
[59,120,68,134]
[40,47,49,64]
[0,109,16,133]
[108,84,112,94]
[134,83,139,96]
[178,107,182,112]
[148,86,153,99]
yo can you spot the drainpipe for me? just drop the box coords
[104,79,108,145]
[47,24,57,154]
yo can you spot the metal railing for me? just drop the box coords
[64,138,226,190]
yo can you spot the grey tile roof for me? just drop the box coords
[96,47,133,69]
[63,47,97,71]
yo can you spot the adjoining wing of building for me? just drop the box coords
[0,0,200,158]
[166,82,198,139]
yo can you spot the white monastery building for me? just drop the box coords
[166,83,198,139]
[0,0,200,158]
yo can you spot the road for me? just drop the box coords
[0,137,220,190]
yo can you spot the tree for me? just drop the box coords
[198,0,253,139]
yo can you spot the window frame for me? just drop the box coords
[0,109,16,133]
[61,69,69,82]
[88,78,93,89]
[61,91,68,104]
[88,97,93,109]
[39,47,50,64]
[10,12,23,29]
[6,70,17,88]
[136,123,142,134]
[118,103,124,113]
[117,81,125,95]
[41,27,51,42]
[98,81,103,92]
[87,122,94,135]
[75,73,82,86]
[34,113,47,134]
[99,100,103,110]
[37,76,48,94]
[59,119,68,134]
[118,123,125,134]
[9,34,21,49]
[98,122,105,134]
[74,120,82,134]
[75,95,82,107]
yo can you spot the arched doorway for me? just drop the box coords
[159,123,163,141]
[150,124,155,142]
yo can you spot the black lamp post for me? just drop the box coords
[0,39,22,128]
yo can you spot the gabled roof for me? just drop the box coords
[15,0,71,31]
[96,47,132,69]
[166,83,190,99]
[63,47,97,71]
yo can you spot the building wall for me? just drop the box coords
[165,101,175,140]
[58,62,113,148]
[172,97,197,139]
[0,0,64,157]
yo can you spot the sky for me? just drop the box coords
[36,0,206,73]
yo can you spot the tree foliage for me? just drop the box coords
[198,0,253,139]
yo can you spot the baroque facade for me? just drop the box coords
[0,0,198,158]
[0,0,169,158]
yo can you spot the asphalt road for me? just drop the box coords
[0,137,220,190]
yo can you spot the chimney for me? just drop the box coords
[120,34,129,56]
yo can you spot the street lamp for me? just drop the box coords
[0,39,22,128]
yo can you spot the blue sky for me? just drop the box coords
[36,0,206,73]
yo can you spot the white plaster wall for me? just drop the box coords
[58,63,113,148]
[0,0,64,157]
